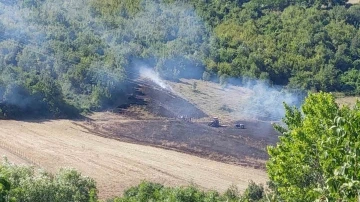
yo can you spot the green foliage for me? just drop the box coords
[250,0,347,11]
[210,3,360,92]
[267,92,360,201]
[1,0,360,118]
[0,175,10,202]
[340,68,360,95]
[0,0,211,118]
[0,160,269,202]
[0,160,97,202]
[111,181,267,202]
[242,181,264,201]
[223,184,239,201]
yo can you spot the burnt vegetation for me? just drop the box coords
[0,0,358,118]
[0,1,359,201]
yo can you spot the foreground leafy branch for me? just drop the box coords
[267,92,360,201]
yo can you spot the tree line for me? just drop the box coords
[0,0,359,117]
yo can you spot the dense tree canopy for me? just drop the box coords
[0,0,359,117]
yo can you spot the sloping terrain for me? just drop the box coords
[83,112,277,169]
[116,79,208,119]
[108,79,278,168]
[0,118,267,199]
[167,79,253,122]
[0,77,279,199]
[166,78,292,122]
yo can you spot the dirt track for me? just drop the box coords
[0,118,268,199]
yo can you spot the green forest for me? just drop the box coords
[0,92,359,201]
[0,0,359,117]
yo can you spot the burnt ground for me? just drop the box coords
[82,118,278,169]
[81,79,279,169]
[115,79,207,119]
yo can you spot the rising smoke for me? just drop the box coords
[139,66,173,91]
[239,80,304,121]
[0,0,304,120]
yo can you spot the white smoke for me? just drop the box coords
[139,66,173,91]
[240,81,303,121]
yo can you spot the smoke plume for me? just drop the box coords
[239,80,304,121]
[0,0,304,120]
[139,66,173,91]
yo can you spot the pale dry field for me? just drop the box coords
[336,96,359,108]
[348,0,360,4]
[0,117,267,199]
[168,79,254,122]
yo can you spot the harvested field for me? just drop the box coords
[84,113,278,169]
[0,118,268,199]
[0,77,279,199]
[110,79,278,168]
[0,147,30,165]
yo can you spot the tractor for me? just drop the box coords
[208,117,220,127]
[235,123,245,129]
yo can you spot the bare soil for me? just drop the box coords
[83,113,277,169]
[0,118,268,199]
[109,79,278,168]
[0,78,279,199]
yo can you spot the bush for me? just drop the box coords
[242,181,264,201]
[219,74,229,88]
[219,104,233,113]
[192,81,198,92]
[202,71,211,81]
[0,160,97,202]
[111,181,267,202]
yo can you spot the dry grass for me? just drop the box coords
[0,117,268,199]
[336,96,360,108]
[348,0,360,4]
[168,79,254,122]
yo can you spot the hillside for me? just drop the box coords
[0,118,268,199]
[0,0,359,117]
[167,78,300,122]
[0,77,279,199]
